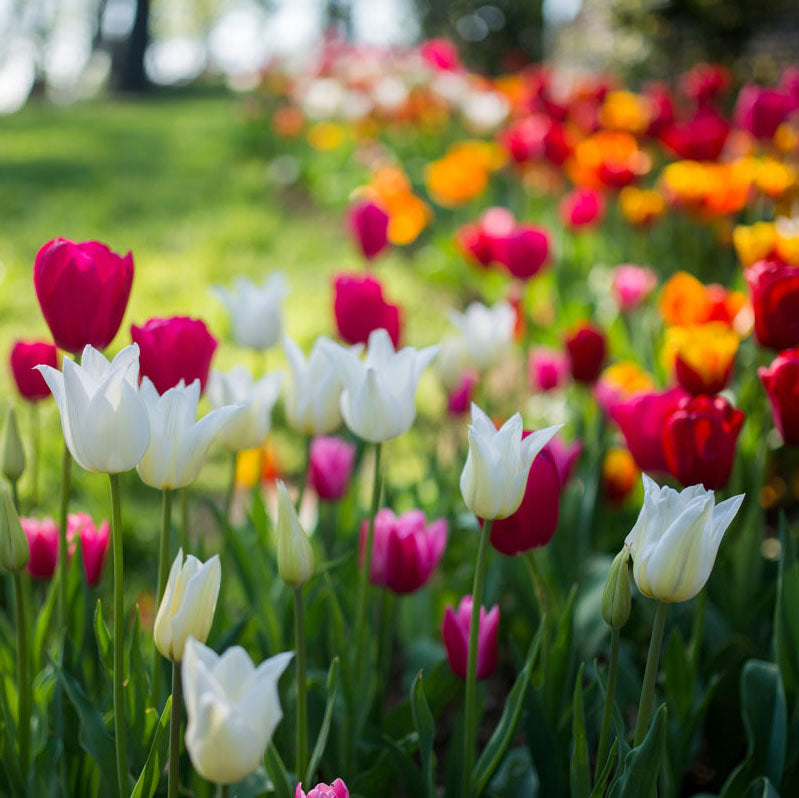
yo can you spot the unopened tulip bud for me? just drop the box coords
[0,482,29,571]
[602,547,631,628]
[276,481,314,587]
[1,407,25,484]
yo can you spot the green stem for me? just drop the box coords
[13,571,30,776]
[596,626,620,776]
[295,436,311,513]
[525,550,548,618]
[11,479,19,513]
[168,661,182,798]
[30,403,40,509]
[58,443,72,630]
[463,518,493,798]
[634,601,669,746]
[151,488,173,708]
[294,587,308,784]
[109,473,128,798]
[223,451,237,524]
[180,487,189,552]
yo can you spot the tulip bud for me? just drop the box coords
[602,547,631,628]
[276,481,314,587]
[0,482,29,571]
[1,407,25,484]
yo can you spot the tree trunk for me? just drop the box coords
[117,0,150,92]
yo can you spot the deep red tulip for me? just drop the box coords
[734,84,792,140]
[308,436,356,502]
[456,223,494,267]
[746,260,799,350]
[68,513,110,587]
[361,508,447,594]
[679,63,731,105]
[348,199,389,261]
[34,238,134,354]
[759,348,799,446]
[488,436,560,556]
[333,273,401,347]
[560,187,605,230]
[9,340,58,401]
[565,323,606,384]
[494,224,551,280]
[659,110,729,161]
[441,595,499,680]
[662,395,744,490]
[610,386,689,473]
[131,316,217,394]
[21,517,59,580]
[644,82,675,137]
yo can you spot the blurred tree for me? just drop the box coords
[116,0,150,91]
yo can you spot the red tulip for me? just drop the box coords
[488,436,560,556]
[456,223,493,268]
[746,260,799,350]
[679,63,731,105]
[734,84,792,140]
[308,436,356,501]
[659,109,729,161]
[9,340,58,401]
[759,348,799,446]
[361,509,447,594]
[494,224,551,280]
[565,323,606,384]
[348,199,389,261]
[441,595,499,680]
[644,82,674,137]
[662,395,744,490]
[34,238,134,354]
[21,517,59,580]
[131,316,218,395]
[68,513,110,587]
[560,187,605,230]
[333,273,401,347]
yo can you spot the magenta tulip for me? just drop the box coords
[441,595,499,680]
[295,779,349,798]
[21,517,59,580]
[348,199,390,261]
[9,340,58,402]
[67,513,110,587]
[308,436,356,502]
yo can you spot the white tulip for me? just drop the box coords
[460,90,510,134]
[460,403,561,519]
[434,336,468,393]
[276,480,314,586]
[283,335,361,436]
[182,638,293,785]
[625,475,744,603]
[448,302,515,372]
[214,273,286,351]
[154,549,221,662]
[37,344,150,474]
[206,367,283,452]
[319,328,439,443]
[137,378,243,490]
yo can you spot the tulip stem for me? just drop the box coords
[223,451,236,524]
[294,587,308,784]
[109,473,128,798]
[152,488,173,708]
[30,402,40,509]
[596,626,620,776]
[168,661,182,798]
[13,570,30,775]
[58,443,72,629]
[463,517,492,798]
[295,436,311,513]
[525,550,548,618]
[634,601,669,746]
[180,487,189,552]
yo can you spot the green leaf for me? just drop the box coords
[570,663,590,798]
[126,607,153,759]
[743,776,781,798]
[410,670,436,798]
[264,742,293,798]
[32,576,58,676]
[546,585,577,726]
[591,740,618,798]
[607,704,667,798]
[774,513,799,694]
[473,624,543,796]
[130,696,171,798]
[663,627,693,722]
[94,599,113,678]
[305,657,339,786]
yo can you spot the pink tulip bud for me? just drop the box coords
[441,595,499,680]
[447,370,478,415]
[528,346,569,392]
[348,199,390,261]
[295,778,349,798]
[308,436,356,502]
[67,513,110,587]
[21,517,59,580]
[9,340,58,402]
[611,264,657,312]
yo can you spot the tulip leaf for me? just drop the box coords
[32,575,58,676]
[94,599,113,679]
[743,776,781,798]
[410,670,436,798]
[606,703,667,798]
[570,663,590,798]
[304,656,339,787]
[126,607,153,758]
[591,739,618,798]
[546,585,577,726]
[774,513,799,694]
[130,695,171,798]
[473,623,544,796]
[663,627,693,722]
[264,742,293,798]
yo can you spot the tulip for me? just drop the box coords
[276,481,314,587]
[154,549,221,662]
[448,301,515,372]
[421,37,462,71]
[667,323,738,395]
[659,109,729,161]
[734,84,792,140]
[448,370,478,415]
[348,199,389,261]
[214,273,287,351]
[0,482,29,572]
[602,547,631,629]
[434,336,468,393]
[625,474,744,603]
[528,347,569,392]
[759,347,799,446]
[22,517,58,579]
[460,403,561,520]
[9,341,58,402]
[33,238,134,354]
[296,779,349,798]
[545,436,582,485]
[137,378,241,490]
[360,508,448,594]
[37,344,150,474]
[488,437,561,556]
[67,513,110,587]
[565,323,606,384]
[182,638,293,784]
[662,395,744,490]
[602,447,640,505]
[206,366,283,452]
[456,223,494,268]
[1,407,25,485]
[333,273,401,348]
[308,436,356,501]
[318,328,438,443]
[595,361,656,418]
[746,259,799,350]
[441,595,499,680]
[131,316,218,395]
[560,187,605,230]
[611,264,656,311]
[494,224,551,280]
[283,335,357,436]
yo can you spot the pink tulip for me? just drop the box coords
[611,264,657,311]
[448,370,478,415]
[441,595,499,680]
[560,187,605,230]
[333,273,401,347]
[9,340,58,402]
[494,224,551,281]
[21,517,59,580]
[67,513,110,587]
[544,436,582,485]
[528,347,569,392]
[734,84,792,140]
[308,436,356,502]
[348,199,389,261]
[295,779,349,798]
[361,509,448,594]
